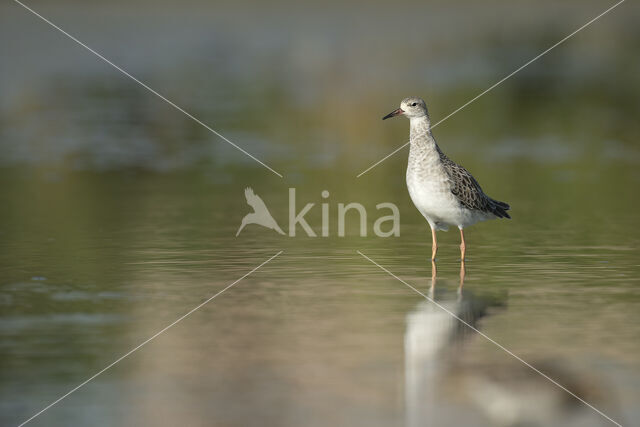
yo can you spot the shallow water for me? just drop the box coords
[2,167,638,426]
[1,1,639,426]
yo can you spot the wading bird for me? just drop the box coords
[383,97,510,260]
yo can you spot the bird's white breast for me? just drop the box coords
[406,142,466,230]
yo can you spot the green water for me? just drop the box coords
[1,1,639,426]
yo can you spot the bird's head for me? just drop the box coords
[382,96,429,120]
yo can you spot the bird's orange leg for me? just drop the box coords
[430,227,438,261]
[459,228,466,261]
[429,259,437,299]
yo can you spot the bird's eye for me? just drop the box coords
[411,102,417,106]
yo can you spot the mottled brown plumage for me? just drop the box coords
[436,146,511,219]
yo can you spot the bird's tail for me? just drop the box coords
[489,198,511,219]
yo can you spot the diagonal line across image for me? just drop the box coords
[12,0,284,178]
[356,0,626,178]
[17,251,283,427]
[357,250,623,427]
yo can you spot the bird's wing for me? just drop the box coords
[438,149,510,218]
[244,187,269,212]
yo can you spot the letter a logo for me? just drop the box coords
[236,187,285,236]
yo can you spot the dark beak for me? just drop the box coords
[382,108,404,120]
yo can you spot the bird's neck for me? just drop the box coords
[409,116,438,156]
[409,116,434,143]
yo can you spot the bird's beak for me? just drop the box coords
[382,108,404,120]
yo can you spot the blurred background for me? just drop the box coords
[1,0,639,426]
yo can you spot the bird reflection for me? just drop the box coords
[458,260,465,295]
[428,260,466,305]
[406,260,475,427]
[405,261,615,427]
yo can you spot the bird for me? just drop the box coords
[383,97,510,260]
[236,187,285,236]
